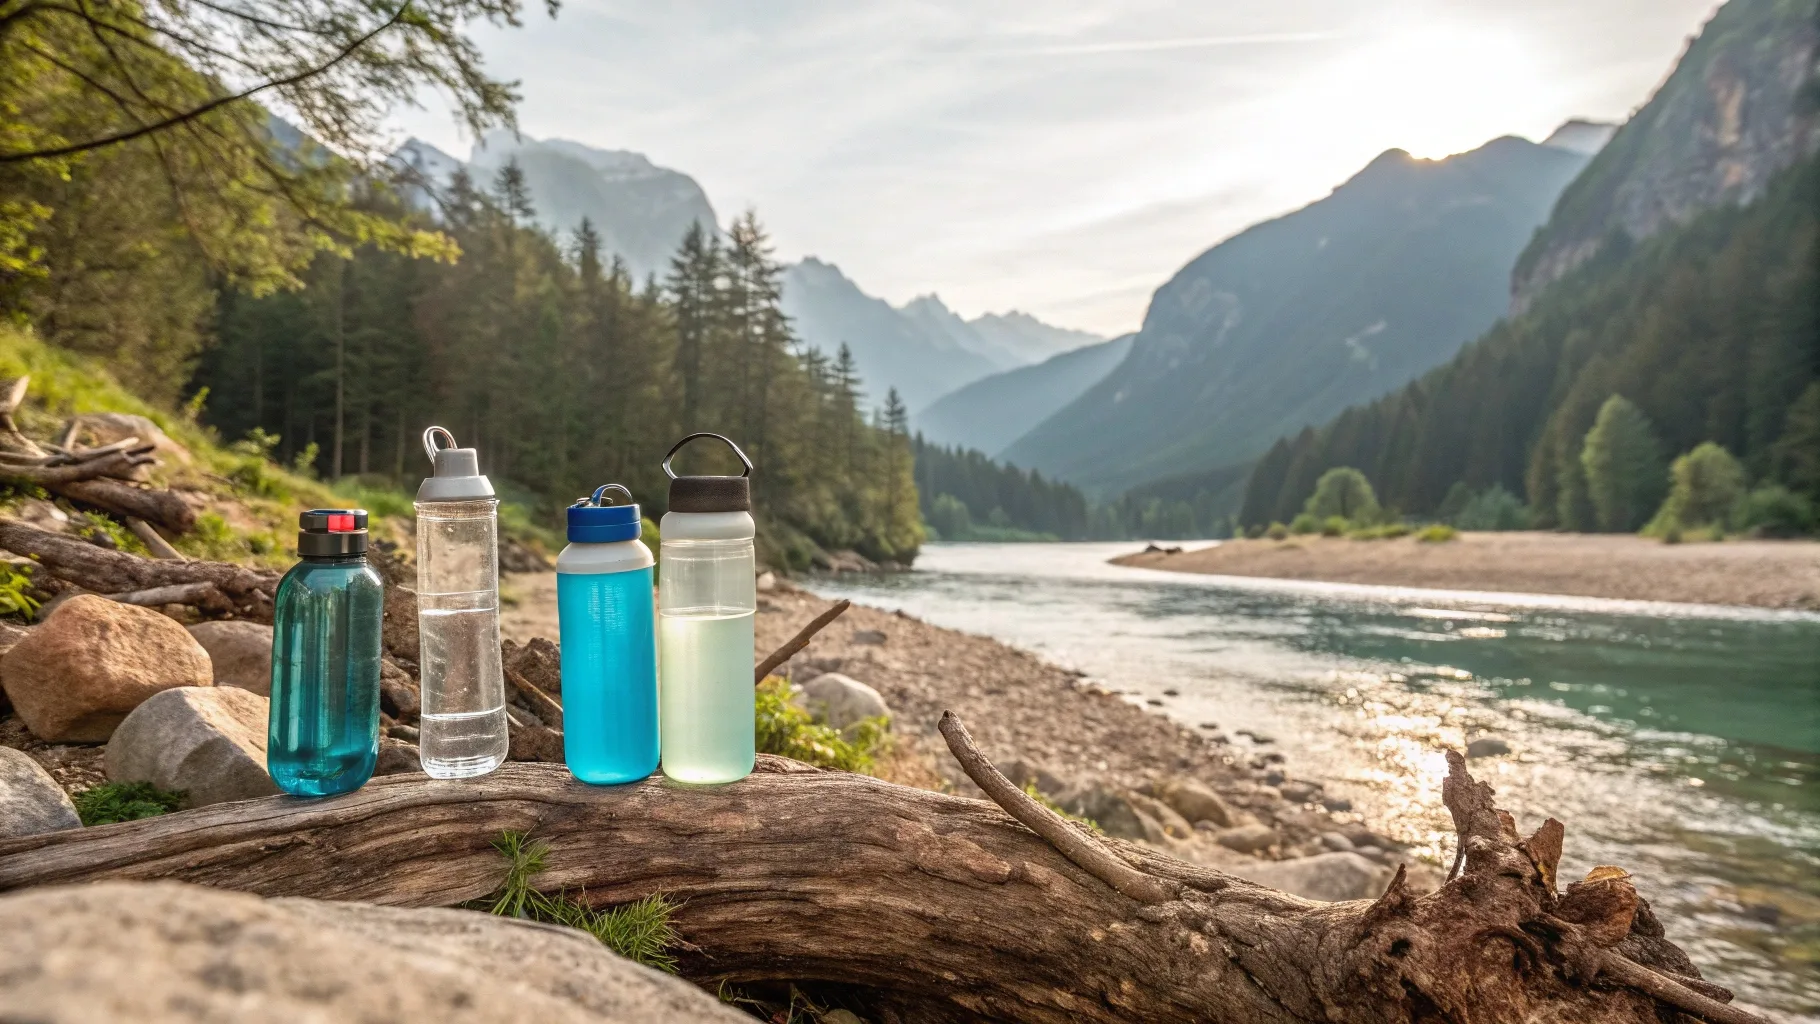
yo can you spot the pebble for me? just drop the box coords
[1466,737,1512,758]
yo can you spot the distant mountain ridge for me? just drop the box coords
[779,258,1104,413]
[914,334,1134,455]
[391,133,718,283]
[1001,130,1598,499]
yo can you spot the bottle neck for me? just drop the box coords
[300,552,368,566]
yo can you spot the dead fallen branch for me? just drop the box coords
[0,518,276,620]
[124,517,185,561]
[0,708,1762,1024]
[753,597,849,682]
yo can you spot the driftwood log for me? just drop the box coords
[0,518,277,619]
[0,711,1763,1024]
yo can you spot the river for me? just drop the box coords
[806,541,1820,1021]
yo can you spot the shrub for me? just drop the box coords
[1580,395,1667,532]
[1303,467,1380,523]
[1733,484,1816,538]
[755,677,885,774]
[1347,522,1411,540]
[1452,485,1531,531]
[74,781,185,825]
[1320,516,1347,537]
[1265,521,1290,540]
[1416,524,1458,543]
[1646,442,1747,536]
[1288,512,1320,535]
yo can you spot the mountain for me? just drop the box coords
[1000,132,1597,498]
[390,133,719,282]
[1541,119,1619,157]
[914,335,1133,455]
[779,258,1104,412]
[1511,0,1820,311]
[1241,0,1820,529]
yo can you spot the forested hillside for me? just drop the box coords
[1241,153,1819,528]
[194,182,922,568]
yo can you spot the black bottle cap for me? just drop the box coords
[297,508,369,558]
[663,433,753,513]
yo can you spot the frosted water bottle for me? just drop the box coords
[558,484,658,784]
[268,509,383,797]
[414,427,509,779]
[658,433,757,784]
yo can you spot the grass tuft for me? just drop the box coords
[1415,524,1458,543]
[1026,782,1099,831]
[74,781,185,825]
[755,677,886,774]
[481,831,680,973]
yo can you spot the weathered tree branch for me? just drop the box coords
[124,516,186,560]
[0,518,274,619]
[753,597,848,682]
[0,719,1765,1024]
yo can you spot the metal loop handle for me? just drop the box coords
[422,426,457,463]
[662,433,752,480]
[591,483,635,507]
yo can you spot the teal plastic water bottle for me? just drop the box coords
[268,509,384,797]
[658,434,756,784]
[558,484,658,784]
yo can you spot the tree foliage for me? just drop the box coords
[1649,441,1746,533]
[1302,467,1379,523]
[1579,395,1666,533]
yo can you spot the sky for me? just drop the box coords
[392,0,1723,337]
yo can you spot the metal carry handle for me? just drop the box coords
[662,433,752,480]
[577,483,636,507]
[422,426,457,463]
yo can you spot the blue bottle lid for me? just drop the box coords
[568,484,641,543]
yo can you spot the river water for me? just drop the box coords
[807,542,1820,1021]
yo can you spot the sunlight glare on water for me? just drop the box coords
[810,542,1820,1021]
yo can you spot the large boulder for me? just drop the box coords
[0,747,81,838]
[2,595,213,742]
[798,672,891,730]
[1231,852,1394,903]
[1152,777,1236,828]
[1053,781,1162,843]
[186,620,273,696]
[0,881,748,1023]
[105,686,278,806]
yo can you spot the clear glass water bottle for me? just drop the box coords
[268,509,383,797]
[658,433,756,784]
[414,427,508,779]
[558,484,658,784]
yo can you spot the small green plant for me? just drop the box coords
[176,511,246,562]
[1026,782,1098,831]
[481,831,680,972]
[74,510,145,555]
[755,677,886,774]
[1415,524,1457,543]
[1320,516,1348,537]
[1348,522,1412,540]
[1265,521,1290,540]
[0,561,38,617]
[291,441,321,480]
[181,386,210,423]
[74,781,185,825]
[1288,512,1320,535]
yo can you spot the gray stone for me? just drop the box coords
[1153,778,1236,828]
[0,881,748,1023]
[1234,852,1393,902]
[0,747,80,837]
[849,629,887,645]
[1321,796,1353,812]
[798,672,891,729]
[1125,791,1194,839]
[1466,737,1512,759]
[105,686,279,806]
[1055,782,1150,841]
[186,620,274,696]
[1318,831,1355,852]
[1279,780,1322,804]
[997,758,1067,796]
[1214,823,1280,854]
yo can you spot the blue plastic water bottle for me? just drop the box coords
[268,509,383,797]
[557,484,658,784]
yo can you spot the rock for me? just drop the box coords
[850,629,887,646]
[798,673,891,729]
[1125,791,1194,839]
[68,412,191,465]
[1145,698,1163,706]
[1466,737,1512,759]
[1263,769,1286,787]
[2,594,213,742]
[1198,721,1219,730]
[382,585,421,664]
[997,758,1067,796]
[1279,780,1321,804]
[1321,796,1354,812]
[1153,778,1236,828]
[1354,845,1384,860]
[0,881,750,1023]
[376,736,422,776]
[1235,852,1393,902]
[812,549,878,574]
[1318,831,1355,852]
[500,536,552,573]
[507,718,564,763]
[380,657,421,719]
[1055,782,1151,842]
[1214,823,1280,854]
[105,686,278,806]
[1162,688,1180,697]
[756,571,777,592]
[503,636,563,696]
[820,1012,864,1024]
[14,497,71,533]
[186,620,273,696]
[0,747,81,837]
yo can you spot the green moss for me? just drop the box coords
[1415,524,1458,543]
[755,677,886,774]
[479,831,680,972]
[73,781,185,825]
[0,561,38,618]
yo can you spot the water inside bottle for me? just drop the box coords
[659,610,756,784]
[418,587,509,778]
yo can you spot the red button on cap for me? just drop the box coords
[326,514,357,533]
